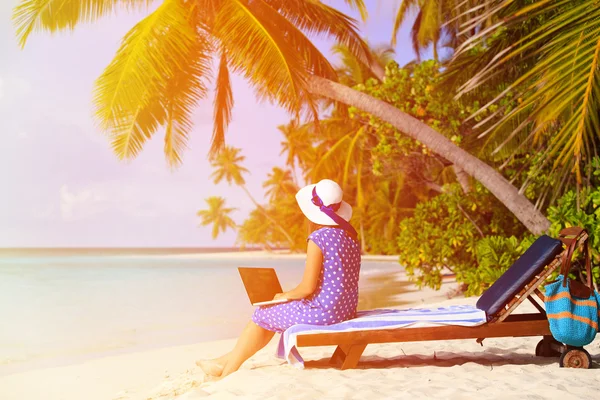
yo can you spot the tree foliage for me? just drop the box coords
[13,0,371,164]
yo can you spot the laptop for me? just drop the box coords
[238,267,290,306]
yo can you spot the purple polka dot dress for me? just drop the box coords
[252,227,361,332]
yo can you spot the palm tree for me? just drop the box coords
[263,167,297,202]
[197,196,237,239]
[210,146,295,245]
[13,0,550,234]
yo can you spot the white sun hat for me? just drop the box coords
[295,179,353,226]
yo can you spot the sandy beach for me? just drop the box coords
[1,260,598,400]
[1,297,598,400]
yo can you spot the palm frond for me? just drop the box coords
[342,125,365,189]
[410,10,423,60]
[94,0,198,160]
[417,0,441,48]
[332,42,366,84]
[264,0,372,66]
[392,0,416,46]
[214,0,306,114]
[310,132,352,181]
[343,0,368,22]
[457,1,600,187]
[211,51,234,155]
[12,0,150,48]
[110,96,165,160]
[163,28,212,167]
[250,0,337,81]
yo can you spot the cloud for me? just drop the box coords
[60,184,105,221]
[0,77,4,100]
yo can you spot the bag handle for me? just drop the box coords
[558,227,592,289]
[558,227,581,280]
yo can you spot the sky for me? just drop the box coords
[0,0,422,248]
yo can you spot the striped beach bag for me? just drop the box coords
[545,227,599,347]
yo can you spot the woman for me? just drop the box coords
[197,179,362,378]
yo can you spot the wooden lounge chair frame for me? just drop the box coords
[295,233,590,370]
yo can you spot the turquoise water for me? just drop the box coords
[0,252,399,375]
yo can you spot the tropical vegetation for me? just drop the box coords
[15,0,600,294]
[13,0,552,234]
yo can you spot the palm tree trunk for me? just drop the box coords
[240,185,296,247]
[307,76,550,235]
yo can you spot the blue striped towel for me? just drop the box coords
[276,305,486,368]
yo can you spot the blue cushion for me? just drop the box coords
[476,235,563,320]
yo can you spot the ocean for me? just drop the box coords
[0,249,401,376]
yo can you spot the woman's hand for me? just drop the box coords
[273,292,287,300]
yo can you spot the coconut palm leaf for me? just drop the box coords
[311,131,352,181]
[13,0,372,164]
[264,0,371,65]
[418,0,441,50]
[164,27,212,166]
[211,51,234,155]
[344,0,368,22]
[256,3,338,81]
[342,125,365,189]
[451,0,600,190]
[392,0,417,47]
[13,0,150,47]
[213,0,307,114]
[94,0,199,160]
[332,42,395,86]
[410,9,423,59]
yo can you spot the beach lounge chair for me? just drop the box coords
[287,230,594,369]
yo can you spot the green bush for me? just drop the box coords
[547,183,600,285]
[465,235,535,296]
[397,161,600,295]
[397,183,526,292]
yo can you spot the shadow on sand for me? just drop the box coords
[304,348,600,370]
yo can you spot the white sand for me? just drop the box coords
[2,295,599,400]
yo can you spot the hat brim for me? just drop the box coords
[295,184,352,226]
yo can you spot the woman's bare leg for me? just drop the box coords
[218,321,275,378]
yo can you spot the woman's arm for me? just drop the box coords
[275,240,323,300]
